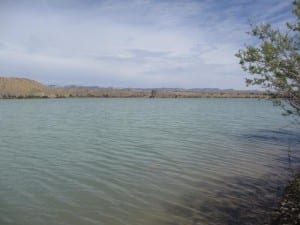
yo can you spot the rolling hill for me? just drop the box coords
[0,77,48,98]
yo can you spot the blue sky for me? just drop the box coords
[0,0,294,88]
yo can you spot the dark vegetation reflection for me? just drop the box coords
[163,128,300,225]
[245,129,300,173]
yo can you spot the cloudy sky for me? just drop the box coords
[0,0,294,89]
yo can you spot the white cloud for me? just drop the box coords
[0,0,294,88]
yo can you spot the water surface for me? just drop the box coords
[0,98,299,225]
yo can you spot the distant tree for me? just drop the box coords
[236,0,300,115]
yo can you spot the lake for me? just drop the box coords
[0,98,299,225]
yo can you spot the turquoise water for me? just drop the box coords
[0,98,299,225]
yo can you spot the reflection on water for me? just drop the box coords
[0,98,299,225]
[164,129,300,225]
[165,175,284,225]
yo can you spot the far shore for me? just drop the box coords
[0,77,270,99]
[0,93,270,99]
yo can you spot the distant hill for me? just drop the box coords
[0,77,268,99]
[0,77,48,98]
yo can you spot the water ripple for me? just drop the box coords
[0,98,299,225]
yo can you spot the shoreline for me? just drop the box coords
[0,94,269,99]
[268,173,300,225]
[0,77,269,99]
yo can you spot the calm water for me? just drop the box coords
[0,98,299,225]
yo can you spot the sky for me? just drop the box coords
[0,0,295,89]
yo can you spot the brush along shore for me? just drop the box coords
[0,77,268,99]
